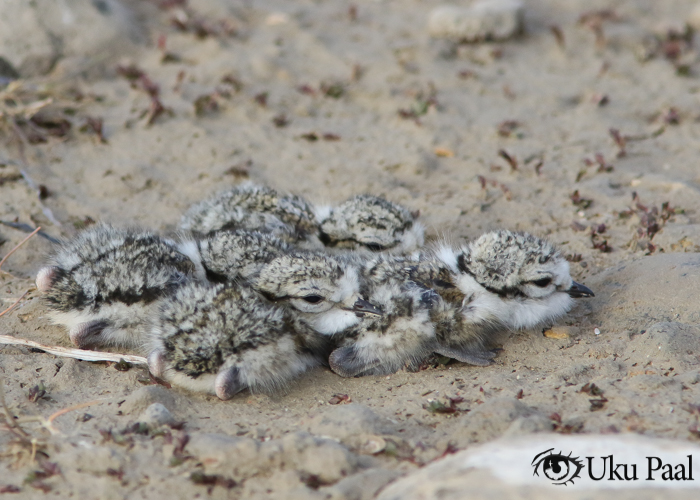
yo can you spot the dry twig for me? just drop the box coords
[0,288,33,318]
[0,335,148,365]
[0,226,41,272]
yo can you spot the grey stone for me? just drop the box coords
[121,385,175,415]
[502,414,553,437]
[186,433,262,481]
[301,404,398,442]
[452,397,543,443]
[138,403,176,428]
[321,468,401,500]
[428,1,524,42]
[262,432,360,484]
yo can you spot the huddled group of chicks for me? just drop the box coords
[35,183,594,400]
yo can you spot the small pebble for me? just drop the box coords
[688,4,700,31]
[543,326,575,339]
[138,402,176,428]
[428,1,524,42]
[594,328,601,336]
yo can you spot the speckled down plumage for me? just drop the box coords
[186,229,290,283]
[149,281,328,395]
[328,230,590,374]
[40,224,196,348]
[253,252,370,336]
[318,194,424,253]
[179,183,319,244]
[329,254,437,377]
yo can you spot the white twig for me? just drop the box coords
[0,335,147,365]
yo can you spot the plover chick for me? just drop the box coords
[251,251,383,336]
[176,229,290,284]
[179,183,320,245]
[415,230,594,365]
[147,282,330,400]
[317,194,425,253]
[328,254,439,378]
[36,224,196,349]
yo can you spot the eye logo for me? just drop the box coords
[532,449,584,485]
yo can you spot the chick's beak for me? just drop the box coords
[348,298,383,316]
[567,281,594,298]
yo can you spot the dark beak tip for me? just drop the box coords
[568,281,594,298]
[352,299,383,316]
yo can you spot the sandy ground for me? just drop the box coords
[2,0,700,498]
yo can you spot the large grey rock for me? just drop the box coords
[187,431,360,485]
[263,432,361,485]
[588,253,700,328]
[0,0,144,76]
[378,435,700,500]
[627,322,700,369]
[186,433,263,481]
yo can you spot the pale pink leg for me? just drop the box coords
[215,367,244,400]
[69,320,108,349]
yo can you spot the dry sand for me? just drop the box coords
[2,0,700,498]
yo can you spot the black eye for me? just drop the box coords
[302,295,323,304]
[532,277,552,288]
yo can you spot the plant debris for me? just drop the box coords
[497,120,520,138]
[79,117,107,143]
[113,359,132,372]
[570,190,593,210]
[169,5,237,39]
[272,114,289,127]
[189,471,236,489]
[498,149,518,171]
[550,25,565,48]
[642,25,695,74]
[590,223,612,253]
[254,92,268,107]
[224,160,251,179]
[550,412,584,434]
[26,383,48,403]
[398,85,438,124]
[193,94,219,117]
[618,193,682,252]
[423,397,467,415]
[578,9,621,48]
[328,394,351,405]
[116,64,172,126]
[580,382,604,396]
[320,82,345,99]
[589,397,609,411]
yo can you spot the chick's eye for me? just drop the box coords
[532,277,552,288]
[302,295,323,304]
